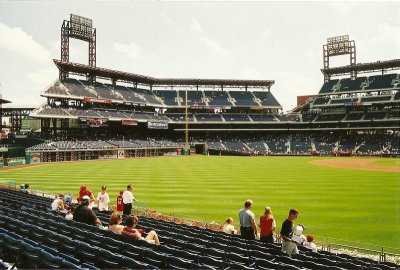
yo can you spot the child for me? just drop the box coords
[303,234,318,252]
[116,191,124,214]
[222,217,237,234]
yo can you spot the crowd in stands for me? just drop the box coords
[27,132,400,158]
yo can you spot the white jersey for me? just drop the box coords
[304,241,318,252]
[97,192,110,211]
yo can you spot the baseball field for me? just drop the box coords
[1,156,399,250]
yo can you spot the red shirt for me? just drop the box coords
[121,227,140,239]
[117,195,124,211]
[79,189,93,201]
[260,215,275,237]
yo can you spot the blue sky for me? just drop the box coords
[0,1,399,111]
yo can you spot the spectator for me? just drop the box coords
[19,184,26,193]
[64,194,72,205]
[222,217,237,234]
[238,199,257,240]
[65,207,75,220]
[292,224,306,245]
[280,208,299,257]
[73,195,101,226]
[259,206,276,243]
[78,185,94,204]
[122,185,137,216]
[51,194,67,213]
[122,215,160,245]
[97,185,110,212]
[304,234,318,252]
[117,191,124,214]
[24,184,31,194]
[108,212,124,234]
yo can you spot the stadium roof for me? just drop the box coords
[321,59,400,77]
[54,60,275,88]
[0,98,11,105]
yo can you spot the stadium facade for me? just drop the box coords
[2,15,399,164]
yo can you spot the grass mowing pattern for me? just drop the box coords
[1,156,399,249]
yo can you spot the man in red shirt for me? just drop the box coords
[78,185,94,203]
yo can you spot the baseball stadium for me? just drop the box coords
[0,11,399,270]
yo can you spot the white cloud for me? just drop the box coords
[26,67,58,88]
[0,22,51,62]
[326,2,361,14]
[375,22,400,46]
[260,29,271,38]
[190,18,203,33]
[239,67,263,80]
[198,36,228,56]
[161,12,174,26]
[113,42,141,59]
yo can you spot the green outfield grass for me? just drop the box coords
[1,156,399,249]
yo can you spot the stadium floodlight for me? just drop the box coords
[323,34,356,81]
[69,14,93,41]
[326,35,351,56]
[60,14,97,79]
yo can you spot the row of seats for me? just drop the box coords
[0,188,399,270]
[318,74,399,94]
[26,132,400,155]
[43,79,282,108]
[32,106,400,124]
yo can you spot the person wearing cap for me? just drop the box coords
[292,224,306,245]
[73,195,101,226]
[303,234,318,252]
[97,185,110,212]
[238,199,258,240]
[122,185,138,216]
[280,208,299,257]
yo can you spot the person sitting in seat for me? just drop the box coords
[303,234,318,252]
[222,217,237,234]
[122,215,160,245]
[51,194,68,213]
[292,224,306,245]
[73,195,101,226]
[108,212,124,234]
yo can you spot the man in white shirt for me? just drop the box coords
[97,185,110,212]
[122,185,137,215]
[238,199,257,240]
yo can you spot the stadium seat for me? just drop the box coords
[141,249,167,269]
[197,255,228,270]
[119,256,151,270]
[336,261,363,270]
[254,258,280,270]
[39,249,62,269]
[81,262,102,270]
[60,259,82,269]
[166,255,194,269]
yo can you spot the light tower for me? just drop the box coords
[323,35,356,82]
[60,14,96,80]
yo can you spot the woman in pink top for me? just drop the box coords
[259,206,276,243]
